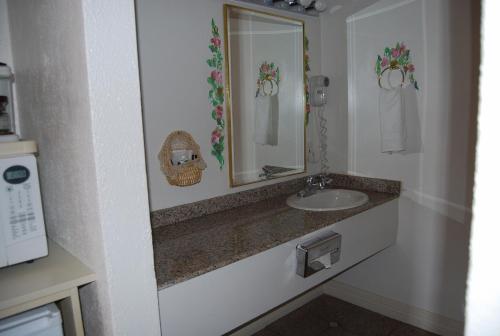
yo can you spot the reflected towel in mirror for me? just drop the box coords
[378,87,407,153]
[254,94,279,146]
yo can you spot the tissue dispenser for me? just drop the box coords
[296,231,341,278]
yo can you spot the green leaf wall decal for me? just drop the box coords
[207,19,225,169]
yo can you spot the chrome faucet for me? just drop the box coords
[308,174,332,190]
[259,165,295,179]
[297,174,332,197]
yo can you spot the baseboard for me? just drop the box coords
[323,280,464,336]
[228,287,324,336]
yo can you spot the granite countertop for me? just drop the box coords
[152,174,400,290]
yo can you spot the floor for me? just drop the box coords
[253,295,439,336]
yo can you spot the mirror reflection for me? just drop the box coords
[224,5,306,187]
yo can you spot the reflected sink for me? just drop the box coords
[287,189,369,211]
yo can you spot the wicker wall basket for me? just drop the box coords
[158,130,207,187]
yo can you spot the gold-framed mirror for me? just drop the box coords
[224,4,307,187]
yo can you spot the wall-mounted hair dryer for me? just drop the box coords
[309,75,330,107]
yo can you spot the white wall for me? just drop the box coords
[79,1,161,334]
[465,0,500,334]
[321,0,477,324]
[136,0,321,211]
[7,0,160,335]
[319,0,379,173]
[0,0,12,66]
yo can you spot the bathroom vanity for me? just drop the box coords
[152,174,400,336]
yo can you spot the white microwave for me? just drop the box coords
[0,141,47,268]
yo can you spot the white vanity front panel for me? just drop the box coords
[158,199,398,336]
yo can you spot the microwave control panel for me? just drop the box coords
[0,155,46,246]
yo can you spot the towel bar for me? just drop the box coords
[378,66,405,90]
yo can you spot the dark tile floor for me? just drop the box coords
[253,295,439,336]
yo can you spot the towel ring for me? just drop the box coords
[378,66,405,90]
[256,78,279,97]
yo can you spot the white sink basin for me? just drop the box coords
[286,189,369,211]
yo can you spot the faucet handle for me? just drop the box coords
[322,175,332,184]
[318,174,332,189]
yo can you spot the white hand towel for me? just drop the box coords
[378,87,407,153]
[254,94,279,146]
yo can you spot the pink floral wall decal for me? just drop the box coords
[375,41,419,90]
[207,19,225,169]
